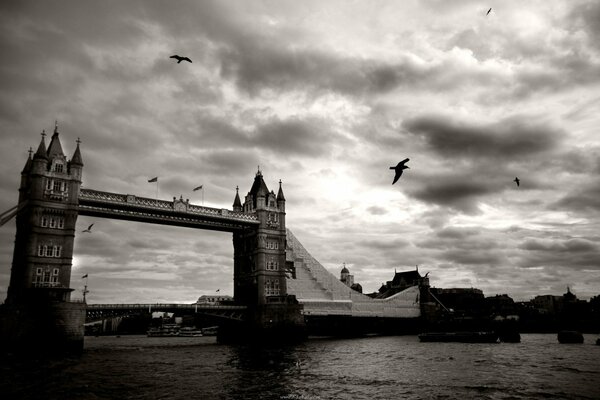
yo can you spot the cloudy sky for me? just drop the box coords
[1,0,599,304]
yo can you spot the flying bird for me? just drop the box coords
[390,158,410,184]
[82,223,94,233]
[514,177,520,187]
[170,55,192,64]
[486,7,492,15]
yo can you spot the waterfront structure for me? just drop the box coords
[285,230,421,320]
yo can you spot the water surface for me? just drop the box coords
[2,334,599,399]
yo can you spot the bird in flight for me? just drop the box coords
[514,177,520,187]
[486,8,492,16]
[170,55,192,64]
[82,223,94,233]
[390,158,410,185]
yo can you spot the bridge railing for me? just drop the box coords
[86,303,248,311]
[79,189,258,223]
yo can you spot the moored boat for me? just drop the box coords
[178,327,203,337]
[418,331,499,343]
[147,324,180,337]
[557,331,583,344]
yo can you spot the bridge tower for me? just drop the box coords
[1,127,86,354]
[229,169,304,341]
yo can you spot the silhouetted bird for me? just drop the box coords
[514,177,520,187]
[82,223,94,233]
[170,55,192,64]
[390,158,410,184]
[486,8,492,15]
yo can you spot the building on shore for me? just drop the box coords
[339,264,362,293]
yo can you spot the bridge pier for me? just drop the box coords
[217,301,306,344]
[0,301,86,355]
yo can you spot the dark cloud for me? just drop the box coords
[436,226,480,239]
[517,237,600,270]
[407,175,496,214]
[553,181,600,213]
[403,114,562,160]
[366,206,388,215]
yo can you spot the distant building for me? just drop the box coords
[339,264,362,293]
[196,294,233,305]
[376,268,428,298]
[485,294,517,317]
[429,287,486,317]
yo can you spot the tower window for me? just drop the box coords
[53,163,64,173]
[41,216,48,227]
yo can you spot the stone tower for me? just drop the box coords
[233,169,288,305]
[6,126,83,305]
[226,169,305,342]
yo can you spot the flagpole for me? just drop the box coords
[202,187,204,205]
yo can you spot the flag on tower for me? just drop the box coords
[193,185,203,191]
[148,177,158,183]
[81,274,88,279]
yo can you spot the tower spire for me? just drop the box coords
[34,130,48,159]
[277,179,286,201]
[233,185,242,211]
[70,137,83,166]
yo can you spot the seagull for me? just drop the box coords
[170,55,192,64]
[514,177,520,187]
[390,158,410,185]
[486,7,492,16]
[82,223,94,233]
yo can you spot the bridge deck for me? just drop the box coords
[78,189,259,232]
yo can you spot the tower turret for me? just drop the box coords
[277,180,285,212]
[232,186,242,212]
[46,123,65,159]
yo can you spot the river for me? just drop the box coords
[1,334,599,399]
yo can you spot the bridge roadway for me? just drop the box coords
[86,303,248,322]
[78,188,259,232]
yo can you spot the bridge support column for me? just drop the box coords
[217,300,306,344]
[0,301,86,355]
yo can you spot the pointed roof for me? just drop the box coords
[391,270,421,286]
[70,138,83,166]
[22,147,33,173]
[277,180,286,201]
[233,186,242,209]
[34,131,48,160]
[46,124,65,159]
[248,168,270,207]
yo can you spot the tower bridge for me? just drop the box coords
[1,128,422,353]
